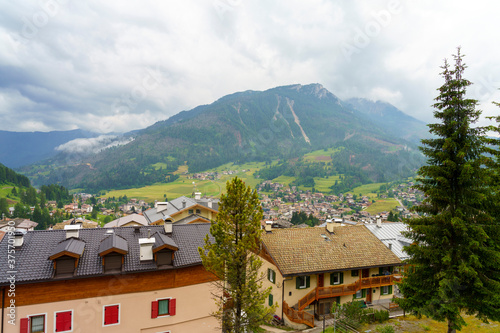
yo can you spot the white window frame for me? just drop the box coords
[332,272,340,285]
[354,289,362,299]
[53,309,73,333]
[102,303,121,327]
[298,276,307,289]
[156,297,173,317]
[29,312,47,333]
[381,286,389,295]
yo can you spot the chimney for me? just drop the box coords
[164,220,173,234]
[376,216,382,228]
[13,230,25,247]
[326,219,334,233]
[139,237,155,261]
[182,200,186,209]
[265,221,273,233]
[388,243,392,250]
[64,224,81,238]
[208,199,212,209]
[195,192,201,200]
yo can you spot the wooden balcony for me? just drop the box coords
[297,274,401,311]
[283,301,314,328]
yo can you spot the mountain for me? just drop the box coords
[0,129,100,168]
[345,98,429,144]
[23,84,426,192]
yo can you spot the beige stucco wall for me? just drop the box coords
[259,255,284,318]
[6,282,218,333]
[172,206,215,222]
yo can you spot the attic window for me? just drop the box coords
[54,256,77,278]
[103,253,123,273]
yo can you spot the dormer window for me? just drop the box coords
[49,238,85,278]
[152,232,178,267]
[99,233,128,273]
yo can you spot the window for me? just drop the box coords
[55,257,76,277]
[55,311,72,332]
[151,298,176,318]
[103,304,120,326]
[351,269,359,277]
[381,285,393,295]
[353,289,367,299]
[196,209,201,214]
[268,294,273,306]
[267,268,276,283]
[379,266,393,275]
[296,276,310,289]
[103,254,122,273]
[28,315,45,333]
[330,272,343,285]
[156,251,173,266]
[188,209,194,214]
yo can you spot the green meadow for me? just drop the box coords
[364,198,399,214]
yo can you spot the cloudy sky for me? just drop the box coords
[1,0,499,133]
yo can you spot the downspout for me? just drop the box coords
[2,286,5,333]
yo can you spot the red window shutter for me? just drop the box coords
[20,318,29,333]
[151,301,159,319]
[55,311,72,332]
[104,305,119,325]
[169,298,176,316]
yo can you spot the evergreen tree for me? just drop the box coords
[199,177,274,332]
[398,49,500,333]
[0,198,9,218]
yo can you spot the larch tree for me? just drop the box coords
[199,177,274,333]
[398,48,500,333]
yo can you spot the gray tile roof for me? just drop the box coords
[365,222,411,260]
[49,237,86,259]
[98,233,129,255]
[0,224,211,285]
[143,196,219,224]
[152,232,179,251]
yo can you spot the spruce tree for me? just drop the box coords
[199,177,274,332]
[398,48,500,332]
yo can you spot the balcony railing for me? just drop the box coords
[283,301,314,328]
[297,274,401,311]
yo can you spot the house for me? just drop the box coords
[365,222,413,261]
[143,195,218,225]
[103,213,149,228]
[259,221,402,328]
[0,223,218,333]
[0,218,38,231]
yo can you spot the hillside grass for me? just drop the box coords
[103,162,264,201]
[348,183,386,198]
[364,198,399,214]
[303,147,341,162]
[359,314,500,333]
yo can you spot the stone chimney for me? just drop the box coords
[164,220,173,234]
[326,219,335,233]
[64,224,81,239]
[13,230,25,247]
[265,221,273,233]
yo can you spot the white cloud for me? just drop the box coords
[0,0,499,133]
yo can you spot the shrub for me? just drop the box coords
[375,325,395,333]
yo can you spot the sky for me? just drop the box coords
[1,0,499,134]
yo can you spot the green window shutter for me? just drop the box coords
[388,285,393,294]
[351,269,358,277]
[306,276,310,288]
[335,296,340,304]
[296,277,301,289]
[272,270,276,283]
[269,294,273,306]
[362,289,366,298]
[389,266,393,273]
[379,267,384,275]
[267,268,271,281]
[340,272,344,284]
[330,273,334,285]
